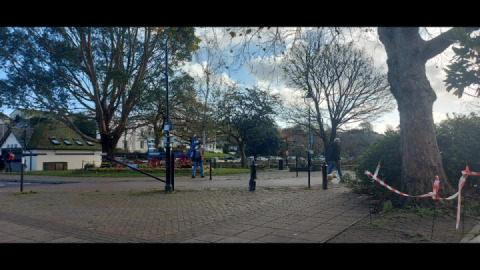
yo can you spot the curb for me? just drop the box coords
[460,224,480,243]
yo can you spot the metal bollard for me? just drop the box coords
[307,151,311,189]
[249,160,256,191]
[171,151,175,191]
[322,161,328,190]
[209,158,212,180]
[295,156,298,178]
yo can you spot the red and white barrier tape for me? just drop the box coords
[455,166,479,229]
[365,164,479,230]
[373,163,380,180]
[364,169,435,198]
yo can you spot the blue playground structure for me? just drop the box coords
[146,137,199,168]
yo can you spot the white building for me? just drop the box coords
[118,124,222,154]
[0,119,102,172]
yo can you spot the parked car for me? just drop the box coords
[313,156,325,161]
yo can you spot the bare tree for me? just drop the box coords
[282,29,394,156]
[191,28,230,147]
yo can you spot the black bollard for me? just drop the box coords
[307,151,311,189]
[209,158,212,180]
[295,156,298,178]
[171,151,175,191]
[322,161,328,190]
[249,160,256,191]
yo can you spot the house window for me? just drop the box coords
[85,140,94,146]
[43,162,68,171]
[49,137,61,145]
[140,141,144,149]
[62,138,72,146]
[72,138,83,146]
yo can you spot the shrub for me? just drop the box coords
[353,130,402,204]
[436,112,480,185]
[381,200,393,214]
[84,163,95,169]
[352,112,480,208]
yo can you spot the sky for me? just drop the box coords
[1,27,477,135]
[183,27,478,134]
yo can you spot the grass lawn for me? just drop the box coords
[1,152,268,178]
[6,167,257,178]
[203,152,235,160]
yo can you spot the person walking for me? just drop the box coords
[2,151,8,172]
[192,143,204,178]
[326,138,343,182]
[3,151,14,173]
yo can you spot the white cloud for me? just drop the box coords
[433,111,448,123]
[256,80,301,103]
[218,72,237,87]
[181,61,206,79]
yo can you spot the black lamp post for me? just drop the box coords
[164,28,185,193]
[164,32,173,193]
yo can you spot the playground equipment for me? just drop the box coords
[147,137,198,168]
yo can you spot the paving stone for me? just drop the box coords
[0,170,477,243]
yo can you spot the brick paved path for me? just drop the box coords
[0,171,373,243]
[0,170,478,243]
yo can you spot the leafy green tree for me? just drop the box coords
[132,71,202,151]
[73,117,97,138]
[444,29,480,98]
[0,27,198,155]
[215,85,280,167]
[246,122,281,158]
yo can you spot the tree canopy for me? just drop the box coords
[215,85,280,167]
[0,27,198,154]
[444,29,480,98]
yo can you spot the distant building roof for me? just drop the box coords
[5,119,101,151]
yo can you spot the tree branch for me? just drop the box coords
[422,27,480,61]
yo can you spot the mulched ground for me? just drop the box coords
[327,204,480,243]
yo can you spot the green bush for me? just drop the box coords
[381,200,393,214]
[352,129,402,204]
[84,163,95,169]
[436,112,480,184]
[352,113,480,207]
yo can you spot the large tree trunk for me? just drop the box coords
[378,28,454,202]
[101,133,122,157]
[396,77,451,198]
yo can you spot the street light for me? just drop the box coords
[164,28,182,193]
[164,32,172,193]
